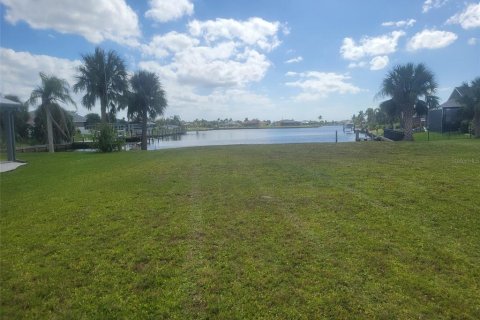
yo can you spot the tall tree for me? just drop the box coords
[378,63,438,141]
[73,47,128,122]
[128,71,167,150]
[28,73,76,152]
[456,77,480,138]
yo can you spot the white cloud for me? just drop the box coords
[0,0,140,46]
[407,29,457,51]
[348,61,367,69]
[188,17,282,51]
[447,3,480,29]
[285,72,361,101]
[369,56,389,70]
[285,56,303,64]
[340,31,405,60]
[0,48,80,102]
[422,0,449,13]
[382,19,416,28]
[134,59,275,119]
[145,0,194,23]
[0,48,102,117]
[468,37,477,45]
[141,31,200,58]
[140,45,270,88]
[140,17,285,90]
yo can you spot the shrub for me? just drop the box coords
[95,123,124,152]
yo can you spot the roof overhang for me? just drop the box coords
[0,97,22,111]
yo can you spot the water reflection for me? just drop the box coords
[127,126,363,151]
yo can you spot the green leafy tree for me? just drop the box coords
[378,99,401,129]
[73,47,128,122]
[456,77,480,138]
[85,113,101,127]
[128,71,167,150]
[378,63,437,141]
[28,73,76,152]
[365,108,376,128]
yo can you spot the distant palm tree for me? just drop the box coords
[378,63,437,141]
[456,77,480,138]
[28,73,76,152]
[74,47,128,122]
[128,71,167,150]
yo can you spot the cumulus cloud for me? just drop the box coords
[348,61,367,69]
[340,31,405,60]
[468,37,477,45]
[422,0,449,13]
[135,60,275,119]
[145,0,194,23]
[0,0,140,46]
[446,3,480,29]
[141,31,200,58]
[141,45,270,88]
[369,56,389,70]
[140,17,285,89]
[188,17,282,51]
[285,72,361,101]
[0,48,80,102]
[382,19,416,28]
[407,29,457,51]
[0,48,100,116]
[285,56,303,64]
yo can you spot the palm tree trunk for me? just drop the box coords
[141,112,148,150]
[474,110,480,138]
[46,107,55,153]
[100,97,107,122]
[403,106,414,141]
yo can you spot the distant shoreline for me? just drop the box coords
[186,125,342,131]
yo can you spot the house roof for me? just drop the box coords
[437,87,464,110]
[69,112,86,123]
[0,97,22,110]
[439,99,462,109]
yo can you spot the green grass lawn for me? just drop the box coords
[414,131,473,141]
[1,141,479,319]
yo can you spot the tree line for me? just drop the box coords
[352,63,479,140]
[1,47,167,151]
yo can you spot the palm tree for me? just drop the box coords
[28,73,76,152]
[73,47,128,122]
[378,63,438,141]
[128,71,167,150]
[456,77,480,138]
[33,103,75,146]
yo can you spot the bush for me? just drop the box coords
[95,123,124,152]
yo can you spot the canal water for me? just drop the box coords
[142,126,361,150]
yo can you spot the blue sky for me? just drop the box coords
[0,0,479,121]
